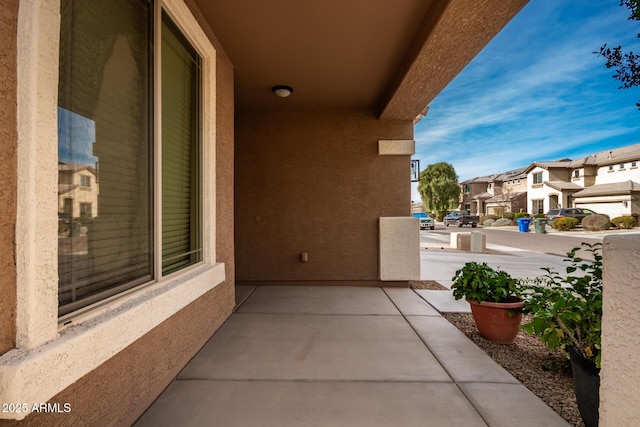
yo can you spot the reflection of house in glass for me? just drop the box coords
[58,163,99,220]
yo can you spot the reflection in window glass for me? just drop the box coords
[58,0,152,315]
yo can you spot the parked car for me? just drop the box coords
[443,210,479,228]
[412,212,435,230]
[544,208,607,223]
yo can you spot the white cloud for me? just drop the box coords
[413,0,640,186]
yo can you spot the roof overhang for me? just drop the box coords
[573,181,640,198]
[192,0,528,120]
[544,181,583,192]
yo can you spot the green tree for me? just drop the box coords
[418,162,460,214]
[596,0,640,110]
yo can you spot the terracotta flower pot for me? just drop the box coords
[468,298,524,344]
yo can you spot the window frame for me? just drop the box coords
[7,0,224,415]
[79,174,91,188]
[56,1,209,316]
[532,172,543,185]
[532,199,544,214]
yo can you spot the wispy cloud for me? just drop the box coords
[413,0,640,192]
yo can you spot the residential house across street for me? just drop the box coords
[460,143,640,219]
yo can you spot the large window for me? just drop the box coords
[161,16,203,275]
[58,0,202,315]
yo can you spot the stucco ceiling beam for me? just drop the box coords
[377,0,528,121]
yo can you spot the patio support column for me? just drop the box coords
[600,235,640,425]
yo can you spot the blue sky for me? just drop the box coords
[58,107,98,166]
[412,0,640,201]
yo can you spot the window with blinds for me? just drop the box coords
[161,14,202,275]
[57,0,202,316]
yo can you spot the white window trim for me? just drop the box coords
[2,0,223,419]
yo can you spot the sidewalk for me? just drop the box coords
[136,285,568,426]
[417,226,605,313]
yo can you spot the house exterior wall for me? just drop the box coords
[547,168,571,182]
[527,167,549,213]
[235,108,413,284]
[571,166,597,187]
[0,0,18,355]
[504,178,527,194]
[595,162,640,185]
[0,0,235,423]
[461,182,486,214]
[58,169,99,218]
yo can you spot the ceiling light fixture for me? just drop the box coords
[272,85,293,98]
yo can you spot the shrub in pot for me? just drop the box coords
[522,242,602,427]
[451,262,524,344]
[581,214,611,231]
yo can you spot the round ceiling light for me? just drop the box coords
[272,85,293,98]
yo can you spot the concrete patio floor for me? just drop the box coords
[135,285,568,426]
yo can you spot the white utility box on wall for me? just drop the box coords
[379,217,420,281]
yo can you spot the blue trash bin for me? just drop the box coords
[517,217,532,232]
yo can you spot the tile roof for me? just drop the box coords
[485,191,526,203]
[572,180,640,197]
[472,191,493,200]
[574,143,640,167]
[544,181,583,191]
[463,143,640,183]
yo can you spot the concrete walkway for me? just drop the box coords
[136,285,568,426]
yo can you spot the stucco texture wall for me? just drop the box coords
[600,235,640,426]
[0,0,18,355]
[0,8,236,425]
[235,108,413,283]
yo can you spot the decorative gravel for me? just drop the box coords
[409,280,585,425]
[409,280,449,290]
[443,312,584,427]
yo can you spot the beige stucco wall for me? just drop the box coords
[0,1,235,424]
[235,108,413,284]
[600,235,640,426]
[0,0,18,355]
[379,217,420,280]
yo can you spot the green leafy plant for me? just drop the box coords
[503,212,516,220]
[451,262,521,303]
[534,213,546,219]
[514,212,530,220]
[551,217,579,230]
[522,242,603,368]
[611,215,637,229]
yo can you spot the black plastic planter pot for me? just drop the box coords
[569,347,600,427]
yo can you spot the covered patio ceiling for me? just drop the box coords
[193,0,528,120]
